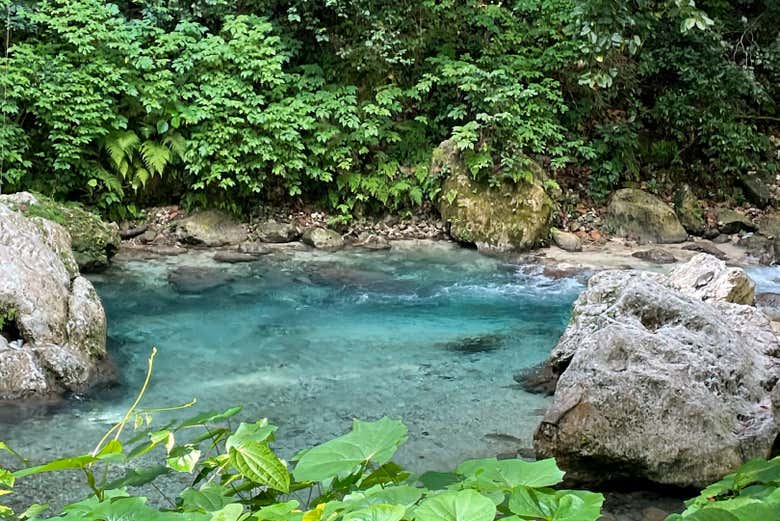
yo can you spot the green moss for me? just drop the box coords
[0,304,19,332]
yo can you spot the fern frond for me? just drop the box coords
[104,130,140,170]
[139,140,171,177]
[162,132,187,160]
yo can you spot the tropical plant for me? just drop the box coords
[0,350,605,521]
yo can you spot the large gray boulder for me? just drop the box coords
[667,253,755,305]
[0,192,120,272]
[534,255,780,488]
[302,227,344,250]
[673,185,706,236]
[0,204,109,400]
[606,189,687,244]
[255,221,300,243]
[176,210,247,247]
[435,140,554,253]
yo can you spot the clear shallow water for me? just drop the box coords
[0,243,583,498]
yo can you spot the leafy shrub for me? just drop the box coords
[0,351,605,521]
[667,456,780,520]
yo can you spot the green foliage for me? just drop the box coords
[0,356,604,521]
[666,457,780,521]
[1,0,778,212]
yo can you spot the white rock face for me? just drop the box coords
[0,204,108,400]
[668,253,755,305]
[534,254,780,488]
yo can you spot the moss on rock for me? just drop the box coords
[0,192,120,272]
[434,140,554,253]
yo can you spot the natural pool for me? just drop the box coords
[0,242,583,505]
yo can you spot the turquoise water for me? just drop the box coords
[1,244,581,472]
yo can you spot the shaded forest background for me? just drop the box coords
[0,0,778,219]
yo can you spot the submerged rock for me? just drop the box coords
[533,254,778,488]
[213,251,265,264]
[176,210,247,247]
[441,333,505,354]
[0,204,109,400]
[435,140,553,253]
[606,189,687,244]
[0,192,120,272]
[168,266,234,293]
[302,227,344,250]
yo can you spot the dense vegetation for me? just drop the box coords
[1,352,778,521]
[1,0,778,218]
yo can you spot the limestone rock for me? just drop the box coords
[551,229,582,252]
[176,210,247,247]
[213,251,264,264]
[631,248,676,264]
[606,189,687,244]
[758,212,780,239]
[739,173,772,209]
[756,293,780,321]
[356,234,391,250]
[302,227,345,250]
[681,240,728,260]
[0,204,109,400]
[717,209,756,234]
[738,234,779,265]
[667,253,755,305]
[0,192,120,272]
[255,221,300,243]
[673,185,706,236]
[534,262,779,488]
[435,140,553,253]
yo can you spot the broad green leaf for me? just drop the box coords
[342,504,405,521]
[167,446,201,473]
[229,443,289,492]
[681,509,741,521]
[342,485,423,512]
[0,468,14,488]
[19,503,49,520]
[210,504,244,521]
[508,486,556,519]
[180,484,234,513]
[225,420,277,451]
[551,490,604,521]
[255,500,302,521]
[733,458,780,491]
[414,490,496,521]
[105,465,171,489]
[418,471,460,490]
[178,407,242,429]
[360,461,411,487]
[293,418,407,482]
[497,459,566,488]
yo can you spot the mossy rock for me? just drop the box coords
[0,192,120,272]
[607,189,687,244]
[673,185,705,236]
[434,140,554,253]
[717,209,756,234]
